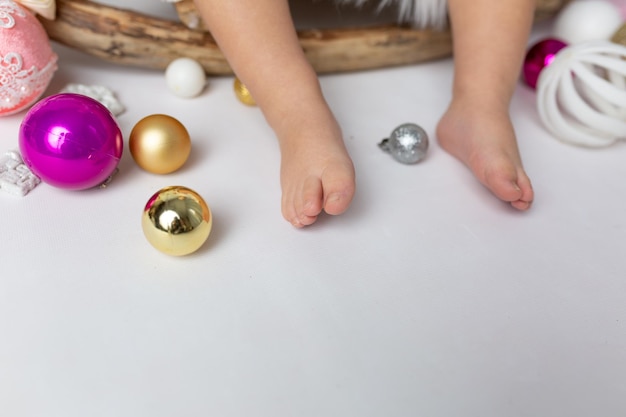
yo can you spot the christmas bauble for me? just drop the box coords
[142,186,212,256]
[523,38,568,89]
[165,57,207,98]
[18,93,124,189]
[379,123,429,164]
[0,0,57,116]
[553,0,623,44]
[129,114,192,174]
[234,77,256,106]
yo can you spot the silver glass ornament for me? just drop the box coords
[379,123,429,164]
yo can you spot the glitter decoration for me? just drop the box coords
[234,77,256,106]
[60,83,125,116]
[0,149,40,196]
[379,123,429,164]
[612,23,626,46]
[0,0,58,116]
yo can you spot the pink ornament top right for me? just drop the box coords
[608,0,626,18]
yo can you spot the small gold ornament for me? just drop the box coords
[234,78,256,106]
[129,114,191,174]
[142,186,212,256]
[612,23,626,46]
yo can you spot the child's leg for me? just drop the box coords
[436,0,535,210]
[193,0,355,227]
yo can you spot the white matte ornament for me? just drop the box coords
[553,0,623,44]
[165,57,207,98]
[536,41,626,147]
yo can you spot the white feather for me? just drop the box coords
[334,0,449,29]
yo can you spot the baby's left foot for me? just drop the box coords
[436,100,534,210]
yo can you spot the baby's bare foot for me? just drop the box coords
[436,101,534,210]
[277,114,355,227]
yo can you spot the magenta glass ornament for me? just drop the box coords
[522,38,568,89]
[19,93,123,190]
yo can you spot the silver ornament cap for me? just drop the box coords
[379,123,429,164]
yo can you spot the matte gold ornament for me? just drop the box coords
[233,78,256,106]
[142,186,212,256]
[129,114,191,174]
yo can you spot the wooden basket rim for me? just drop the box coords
[39,0,570,75]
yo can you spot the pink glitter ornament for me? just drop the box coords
[0,0,57,116]
[19,93,124,190]
[522,38,568,89]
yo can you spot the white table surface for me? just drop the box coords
[1,2,625,416]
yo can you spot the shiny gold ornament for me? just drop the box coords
[233,78,256,106]
[141,186,212,256]
[129,114,191,174]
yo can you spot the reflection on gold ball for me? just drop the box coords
[234,78,256,106]
[142,186,212,256]
[129,114,191,174]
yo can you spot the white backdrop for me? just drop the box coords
[1,1,625,416]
